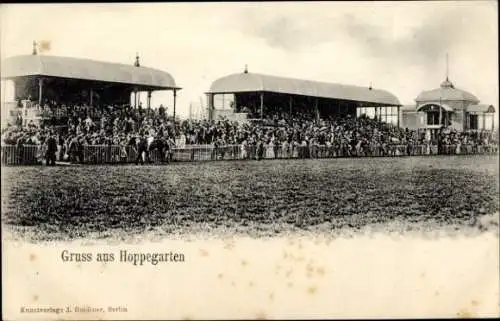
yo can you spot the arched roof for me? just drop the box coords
[1,55,180,90]
[417,102,454,112]
[207,72,401,106]
[415,78,479,104]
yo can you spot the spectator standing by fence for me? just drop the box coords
[45,132,57,166]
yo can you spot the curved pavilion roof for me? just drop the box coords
[207,72,401,106]
[417,102,454,112]
[1,55,180,90]
[415,78,478,104]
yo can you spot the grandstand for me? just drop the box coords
[1,49,181,128]
[0,51,498,166]
[206,66,401,124]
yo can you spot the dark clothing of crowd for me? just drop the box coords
[2,102,498,164]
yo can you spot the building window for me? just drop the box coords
[356,106,398,125]
[357,107,372,118]
[213,94,235,110]
[484,113,494,130]
[469,114,478,130]
[427,112,440,126]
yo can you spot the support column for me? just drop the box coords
[397,106,400,127]
[38,78,44,107]
[206,94,212,120]
[438,105,442,127]
[147,91,152,109]
[12,80,17,103]
[385,106,388,123]
[289,96,293,117]
[260,92,264,119]
[173,89,177,122]
[482,113,486,131]
[89,89,93,107]
[315,98,319,122]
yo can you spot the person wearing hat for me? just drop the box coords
[68,134,82,163]
[45,131,58,166]
[135,132,150,165]
[256,138,265,161]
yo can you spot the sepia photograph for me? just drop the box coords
[1,1,499,320]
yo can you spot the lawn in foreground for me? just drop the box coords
[1,155,498,241]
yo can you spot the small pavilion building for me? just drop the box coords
[400,76,495,134]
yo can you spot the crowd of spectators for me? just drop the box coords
[2,101,498,164]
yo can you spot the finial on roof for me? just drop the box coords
[32,41,37,55]
[369,82,372,91]
[446,52,449,81]
[244,64,248,74]
[134,53,140,67]
[441,53,455,89]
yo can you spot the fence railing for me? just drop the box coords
[1,143,498,165]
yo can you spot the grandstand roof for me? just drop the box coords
[1,55,180,90]
[207,72,401,106]
[415,78,479,104]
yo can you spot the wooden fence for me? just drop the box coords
[1,143,498,165]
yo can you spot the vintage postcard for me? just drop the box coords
[1,1,499,320]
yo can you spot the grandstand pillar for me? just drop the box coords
[385,106,388,123]
[315,98,319,121]
[207,93,214,120]
[89,89,93,107]
[147,91,151,109]
[173,89,177,121]
[260,92,264,119]
[289,96,293,117]
[397,106,400,127]
[38,78,44,107]
[438,104,442,127]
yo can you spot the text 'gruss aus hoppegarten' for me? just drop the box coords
[60,250,186,266]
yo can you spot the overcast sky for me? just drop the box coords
[1,1,498,119]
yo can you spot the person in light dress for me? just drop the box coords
[266,138,275,159]
[177,132,186,148]
[282,140,290,159]
[240,140,248,159]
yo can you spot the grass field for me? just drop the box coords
[1,155,499,242]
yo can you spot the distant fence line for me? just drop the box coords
[1,143,499,165]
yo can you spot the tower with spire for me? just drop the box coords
[440,53,454,89]
[32,41,37,55]
[411,51,488,133]
[244,64,248,74]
